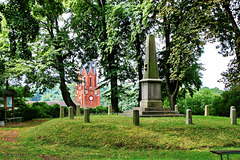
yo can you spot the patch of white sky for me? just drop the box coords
[156,37,233,91]
[200,43,233,90]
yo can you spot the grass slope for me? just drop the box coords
[1,115,240,159]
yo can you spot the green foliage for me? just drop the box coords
[0,107,4,121]
[1,0,39,59]
[177,87,240,117]
[119,86,138,111]
[84,106,108,115]
[177,87,222,115]
[100,84,138,111]
[30,84,76,101]
[100,85,111,108]
[14,102,68,121]
[204,0,240,87]
[212,86,240,117]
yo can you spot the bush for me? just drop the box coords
[82,106,108,115]
[0,107,5,121]
[177,87,222,115]
[212,88,240,117]
[14,102,68,121]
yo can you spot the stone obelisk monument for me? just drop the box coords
[137,34,183,117]
[139,34,163,112]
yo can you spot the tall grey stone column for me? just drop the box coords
[76,105,81,116]
[133,110,139,126]
[230,106,235,118]
[69,106,74,119]
[186,109,192,124]
[139,35,162,113]
[231,109,237,125]
[205,105,209,116]
[60,106,64,118]
[84,108,90,123]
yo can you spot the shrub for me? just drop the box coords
[177,87,222,115]
[14,102,68,121]
[0,107,5,121]
[82,106,108,115]
[95,106,108,114]
[212,88,240,117]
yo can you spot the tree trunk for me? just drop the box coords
[57,55,77,112]
[110,76,119,113]
[98,1,119,113]
[169,94,177,111]
[222,0,240,68]
[60,79,77,112]
[136,33,143,107]
[164,18,180,110]
[237,37,240,69]
[108,48,119,113]
[166,76,179,111]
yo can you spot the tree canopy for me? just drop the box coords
[0,0,238,112]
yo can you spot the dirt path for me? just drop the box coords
[0,119,49,143]
[0,129,19,142]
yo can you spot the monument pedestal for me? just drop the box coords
[120,34,184,117]
[137,34,184,117]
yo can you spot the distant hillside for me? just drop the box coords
[30,84,75,101]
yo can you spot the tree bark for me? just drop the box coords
[99,1,119,112]
[164,18,180,110]
[57,55,77,112]
[222,0,240,68]
[108,48,119,113]
[135,33,143,107]
[60,78,77,112]
[110,75,119,113]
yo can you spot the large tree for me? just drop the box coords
[1,0,79,111]
[70,0,141,112]
[0,0,39,90]
[142,0,206,110]
[30,0,79,110]
[206,0,240,88]
[70,0,119,112]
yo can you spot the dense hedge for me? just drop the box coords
[0,103,109,121]
[176,87,240,117]
[14,102,69,121]
[80,106,108,115]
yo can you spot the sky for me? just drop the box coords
[200,43,233,90]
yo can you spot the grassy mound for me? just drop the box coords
[20,115,240,151]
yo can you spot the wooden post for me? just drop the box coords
[60,106,64,118]
[0,121,5,127]
[84,108,90,123]
[230,106,235,118]
[175,104,178,112]
[205,105,209,116]
[231,109,237,125]
[108,105,112,115]
[69,106,74,119]
[186,109,192,124]
[76,105,81,116]
[133,110,139,126]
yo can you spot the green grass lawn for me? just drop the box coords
[1,115,240,159]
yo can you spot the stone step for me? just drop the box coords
[140,114,185,117]
[142,111,179,115]
[144,107,171,111]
